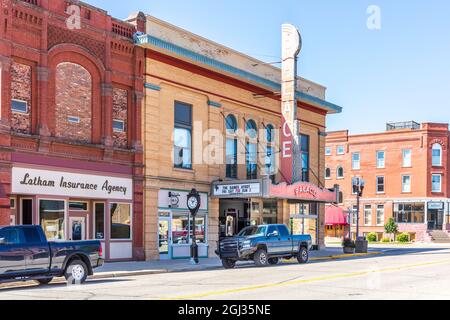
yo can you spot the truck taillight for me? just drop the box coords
[98,245,103,257]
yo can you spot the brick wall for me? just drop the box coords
[11,62,32,134]
[55,62,92,143]
[112,87,128,148]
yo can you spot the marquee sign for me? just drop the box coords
[269,181,337,203]
[280,23,302,184]
[12,167,133,200]
[211,181,262,198]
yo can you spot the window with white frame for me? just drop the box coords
[325,147,331,156]
[352,152,360,170]
[402,175,411,193]
[376,151,385,168]
[11,99,28,114]
[376,205,385,226]
[376,176,385,193]
[325,168,331,179]
[337,166,344,179]
[402,149,412,167]
[432,144,442,167]
[113,119,125,133]
[110,203,131,239]
[337,146,345,155]
[352,205,357,226]
[432,174,442,193]
[364,205,372,226]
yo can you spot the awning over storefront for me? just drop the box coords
[325,206,348,226]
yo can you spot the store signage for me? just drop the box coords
[280,24,302,184]
[212,182,262,198]
[158,189,208,211]
[428,202,444,210]
[270,181,337,203]
[12,167,133,200]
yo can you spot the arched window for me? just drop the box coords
[225,114,237,134]
[432,143,442,166]
[266,124,274,143]
[337,166,344,179]
[325,168,331,179]
[246,119,257,139]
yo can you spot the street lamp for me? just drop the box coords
[352,177,365,239]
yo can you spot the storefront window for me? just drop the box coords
[289,203,318,245]
[172,212,189,244]
[194,216,206,244]
[394,203,425,224]
[69,201,88,211]
[39,200,65,240]
[263,200,277,224]
[110,203,131,239]
[95,203,105,240]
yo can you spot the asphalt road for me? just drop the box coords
[2,245,450,300]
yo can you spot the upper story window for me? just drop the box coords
[364,205,372,226]
[246,119,257,139]
[377,176,385,193]
[11,99,28,114]
[266,124,275,143]
[325,147,331,156]
[402,149,412,167]
[173,101,192,170]
[432,144,442,167]
[113,119,125,132]
[352,152,361,170]
[11,62,32,135]
[337,166,344,179]
[265,124,276,179]
[402,175,411,193]
[301,134,310,182]
[337,146,345,155]
[246,142,258,179]
[325,168,331,179]
[226,114,238,134]
[376,151,385,168]
[432,174,442,193]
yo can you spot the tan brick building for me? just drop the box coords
[130,14,342,260]
[325,122,450,243]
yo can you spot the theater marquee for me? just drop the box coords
[12,167,133,200]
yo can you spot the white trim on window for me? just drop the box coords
[325,167,331,180]
[432,144,443,167]
[336,166,344,179]
[337,146,345,155]
[402,175,411,193]
[325,147,331,156]
[352,152,361,170]
[431,174,442,193]
[10,197,16,210]
[109,202,133,241]
[68,200,89,212]
[402,149,412,168]
[376,151,385,169]
[376,176,385,194]
[113,119,125,133]
[11,99,29,114]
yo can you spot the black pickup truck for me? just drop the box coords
[0,225,104,285]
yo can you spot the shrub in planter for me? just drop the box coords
[397,232,410,243]
[342,238,356,254]
[381,237,391,243]
[367,232,378,242]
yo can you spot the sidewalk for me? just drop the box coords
[93,247,382,279]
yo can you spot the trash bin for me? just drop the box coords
[355,237,368,253]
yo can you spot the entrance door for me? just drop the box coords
[158,217,171,259]
[428,210,444,230]
[21,199,33,225]
[69,217,86,241]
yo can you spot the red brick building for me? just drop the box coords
[0,0,145,260]
[325,122,450,242]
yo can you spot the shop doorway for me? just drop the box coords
[158,216,171,259]
[69,217,86,241]
[219,200,249,238]
[21,198,33,225]
[428,210,444,230]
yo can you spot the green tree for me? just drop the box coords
[384,218,398,242]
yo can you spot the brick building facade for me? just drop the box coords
[325,122,450,242]
[0,0,144,261]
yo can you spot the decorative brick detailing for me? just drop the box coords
[55,62,92,143]
[48,25,106,64]
[11,62,32,134]
[112,87,128,148]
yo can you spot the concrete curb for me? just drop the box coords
[0,251,382,289]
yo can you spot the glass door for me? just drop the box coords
[69,217,86,241]
[158,216,171,259]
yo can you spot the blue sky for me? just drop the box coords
[87,0,450,134]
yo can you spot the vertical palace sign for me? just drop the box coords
[280,24,302,184]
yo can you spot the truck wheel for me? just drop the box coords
[254,249,269,267]
[221,259,236,269]
[268,257,279,265]
[297,247,309,264]
[65,259,88,284]
[36,277,53,285]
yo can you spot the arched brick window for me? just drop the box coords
[55,62,92,143]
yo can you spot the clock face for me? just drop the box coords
[188,197,199,210]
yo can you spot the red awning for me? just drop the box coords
[325,206,348,226]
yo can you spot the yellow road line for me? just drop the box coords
[163,258,450,300]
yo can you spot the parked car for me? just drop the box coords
[0,225,104,285]
[216,224,312,269]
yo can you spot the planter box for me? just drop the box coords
[343,247,355,254]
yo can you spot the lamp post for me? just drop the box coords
[352,177,365,239]
[187,188,201,265]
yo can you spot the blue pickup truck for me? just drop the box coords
[0,225,104,285]
[216,224,312,269]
